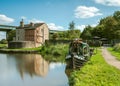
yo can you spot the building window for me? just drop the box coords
[18,37,19,40]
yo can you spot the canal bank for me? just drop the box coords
[0,48,39,53]
[0,44,71,86]
[68,48,120,86]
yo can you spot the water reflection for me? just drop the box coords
[0,53,69,86]
[11,54,49,78]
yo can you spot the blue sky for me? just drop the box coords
[0,0,120,40]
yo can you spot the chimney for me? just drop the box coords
[30,22,34,27]
[20,19,24,27]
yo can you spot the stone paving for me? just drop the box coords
[102,47,120,70]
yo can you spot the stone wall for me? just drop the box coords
[8,41,35,48]
[16,29,25,41]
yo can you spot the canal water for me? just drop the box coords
[0,53,69,86]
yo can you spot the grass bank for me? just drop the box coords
[108,47,120,61]
[69,48,120,86]
[0,44,69,62]
[0,44,7,48]
[39,44,69,62]
[0,47,41,53]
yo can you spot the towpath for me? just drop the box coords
[102,47,120,70]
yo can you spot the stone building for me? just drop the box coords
[8,20,49,48]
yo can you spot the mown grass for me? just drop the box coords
[108,47,120,61]
[0,44,7,48]
[10,47,41,51]
[69,48,120,86]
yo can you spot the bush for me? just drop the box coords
[0,39,7,44]
[39,44,69,62]
[113,43,120,52]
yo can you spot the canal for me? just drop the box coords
[0,53,69,86]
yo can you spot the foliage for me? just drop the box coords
[69,21,75,30]
[113,43,120,52]
[50,21,81,40]
[0,39,7,44]
[52,33,59,40]
[108,47,120,61]
[39,44,69,62]
[80,25,93,40]
[67,21,81,39]
[69,49,120,86]
[7,30,16,41]
[113,11,120,22]
[80,11,120,40]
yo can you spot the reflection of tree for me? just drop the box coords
[13,54,49,79]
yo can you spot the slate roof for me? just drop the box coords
[17,23,45,29]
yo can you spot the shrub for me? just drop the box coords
[113,43,120,52]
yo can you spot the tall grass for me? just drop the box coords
[113,43,120,52]
[69,49,120,86]
[40,44,69,62]
[108,47,120,60]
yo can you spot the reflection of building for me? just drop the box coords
[16,54,49,79]
[34,54,49,76]
[8,20,49,48]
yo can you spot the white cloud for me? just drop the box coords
[94,0,120,6]
[76,24,97,32]
[29,18,44,23]
[76,25,86,32]
[74,6,102,18]
[20,17,64,30]
[47,23,64,30]
[0,14,14,24]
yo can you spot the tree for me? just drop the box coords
[68,21,81,39]
[52,33,59,40]
[103,16,118,40]
[113,11,120,22]
[81,11,120,41]
[92,25,105,38]
[7,30,16,41]
[0,39,7,44]
[80,25,93,40]
[69,21,75,30]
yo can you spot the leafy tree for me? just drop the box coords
[52,33,59,40]
[81,11,120,41]
[68,21,81,39]
[80,25,93,40]
[92,25,105,38]
[103,16,118,40]
[7,30,16,41]
[0,39,7,44]
[69,21,75,30]
[113,11,120,22]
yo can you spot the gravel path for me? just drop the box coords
[102,47,120,70]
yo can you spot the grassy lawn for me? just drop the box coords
[69,48,120,86]
[108,47,120,61]
[0,47,41,51]
[9,47,41,51]
[0,44,7,48]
